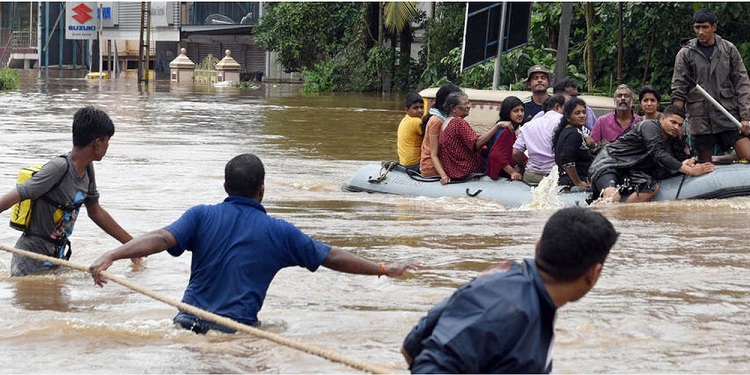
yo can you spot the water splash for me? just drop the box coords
[518,165,564,210]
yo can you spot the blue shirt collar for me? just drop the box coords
[525,259,557,312]
[224,195,267,214]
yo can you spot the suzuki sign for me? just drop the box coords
[66,2,98,39]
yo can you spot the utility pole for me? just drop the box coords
[138,1,151,85]
[98,3,103,84]
[617,2,623,85]
[554,2,573,84]
[491,2,508,90]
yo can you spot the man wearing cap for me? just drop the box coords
[523,65,554,124]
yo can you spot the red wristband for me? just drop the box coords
[379,263,386,277]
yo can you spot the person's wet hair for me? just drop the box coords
[693,7,718,25]
[638,85,661,104]
[443,91,468,115]
[499,96,524,123]
[72,106,115,147]
[405,92,423,108]
[553,78,578,95]
[663,104,686,119]
[224,153,265,198]
[543,94,567,113]
[421,83,462,133]
[552,97,588,152]
[536,207,618,282]
[433,83,461,113]
[616,83,632,94]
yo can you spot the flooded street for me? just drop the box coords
[0,70,749,373]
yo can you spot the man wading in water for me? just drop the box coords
[90,153,418,333]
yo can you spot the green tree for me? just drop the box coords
[384,2,419,90]
[0,67,20,91]
[417,2,464,87]
[254,2,362,72]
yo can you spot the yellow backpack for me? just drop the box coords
[9,160,67,232]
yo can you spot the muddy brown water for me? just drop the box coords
[0,71,748,373]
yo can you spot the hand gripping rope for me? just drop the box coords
[0,244,394,374]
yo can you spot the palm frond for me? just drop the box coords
[383,2,417,33]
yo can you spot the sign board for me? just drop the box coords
[66,2,98,39]
[461,2,532,71]
[151,2,170,27]
[99,3,118,27]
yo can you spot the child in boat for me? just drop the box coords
[486,96,525,181]
[397,92,425,172]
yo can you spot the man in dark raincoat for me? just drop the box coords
[589,105,715,203]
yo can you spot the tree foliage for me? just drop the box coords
[518,2,750,96]
[384,2,417,34]
[417,3,465,87]
[0,67,20,91]
[254,2,362,72]
[254,2,750,94]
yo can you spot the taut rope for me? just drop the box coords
[0,245,395,374]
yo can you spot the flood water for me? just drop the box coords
[0,70,749,373]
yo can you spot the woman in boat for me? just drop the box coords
[487,96,525,181]
[438,92,503,181]
[639,85,662,120]
[552,97,594,188]
[419,83,462,184]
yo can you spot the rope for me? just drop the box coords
[675,173,687,200]
[0,244,395,374]
[368,161,399,183]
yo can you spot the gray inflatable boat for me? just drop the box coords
[343,162,750,208]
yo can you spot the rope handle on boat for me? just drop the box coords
[405,168,441,182]
[675,173,687,200]
[0,244,394,374]
[465,188,483,197]
[368,161,399,184]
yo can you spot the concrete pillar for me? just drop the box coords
[168,48,196,84]
[216,49,241,84]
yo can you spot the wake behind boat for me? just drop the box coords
[343,162,750,208]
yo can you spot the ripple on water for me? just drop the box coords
[1,72,749,373]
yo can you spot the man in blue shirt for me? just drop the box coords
[401,207,618,373]
[90,153,417,333]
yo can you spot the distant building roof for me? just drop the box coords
[181,25,253,36]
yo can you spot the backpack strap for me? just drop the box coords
[38,155,72,210]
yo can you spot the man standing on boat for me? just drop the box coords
[590,84,642,145]
[522,65,554,124]
[589,105,715,203]
[671,7,750,163]
[90,153,418,334]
